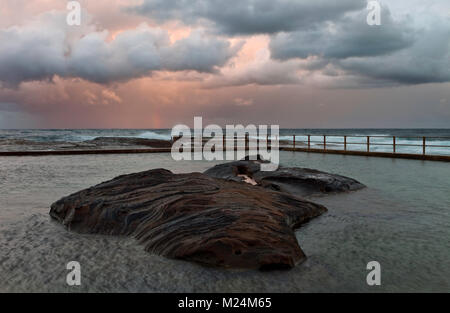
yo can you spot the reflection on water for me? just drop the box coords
[0,152,449,292]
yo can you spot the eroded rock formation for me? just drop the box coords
[50,169,327,270]
[204,160,366,196]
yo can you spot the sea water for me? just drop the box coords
[0,150,449,292]
[1,129,450,155]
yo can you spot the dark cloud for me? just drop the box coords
[0,13,67,87]
[68,27,239,84]
[127,0,366,35]
[1,1,449,90]
[270,9,414,60]
[0,13,239,86]
[129,0,450,87]
[267,6,450,87]
[336,19,450,85]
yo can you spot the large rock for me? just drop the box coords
[50,169,327,270]
[204,160,366,196]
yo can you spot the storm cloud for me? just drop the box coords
[268,7,450,87]
[127,0,367,35]
[127,0,450,87]
[269,9,414,60]
[0,12,239,86]
[336,18,450,85]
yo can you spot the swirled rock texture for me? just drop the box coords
[204,160,366,196]
[50,169,327,270]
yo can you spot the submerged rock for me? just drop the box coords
[84,137,172,148]
[0,137,172,152]
[204,160,366,196]
[50,169,326,270]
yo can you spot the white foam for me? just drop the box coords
[135,131,172,141]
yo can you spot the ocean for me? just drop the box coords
[0,129,449,292]
[1,128,450,155]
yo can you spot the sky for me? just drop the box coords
[0,0,449,129]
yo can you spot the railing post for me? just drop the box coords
[324,135,326,151]
[308,135,311,149]
[293,135,296,149]
[367,136,370,152]
[423,137,426,155]
[344,136,347,151]
[393,136,396,154]
[245,133,249,151]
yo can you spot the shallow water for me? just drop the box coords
[0,152,449,292]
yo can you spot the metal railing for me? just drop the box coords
[289,135,450,155]
[3,134,449,161]
[179,135,450,156]
[179,134,450,157]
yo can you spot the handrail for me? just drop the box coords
[181,134,450,157]
[290,135,450,156]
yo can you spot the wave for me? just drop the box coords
[72,135,97,142]
[135,131,172,141]
[67,131,172,142]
